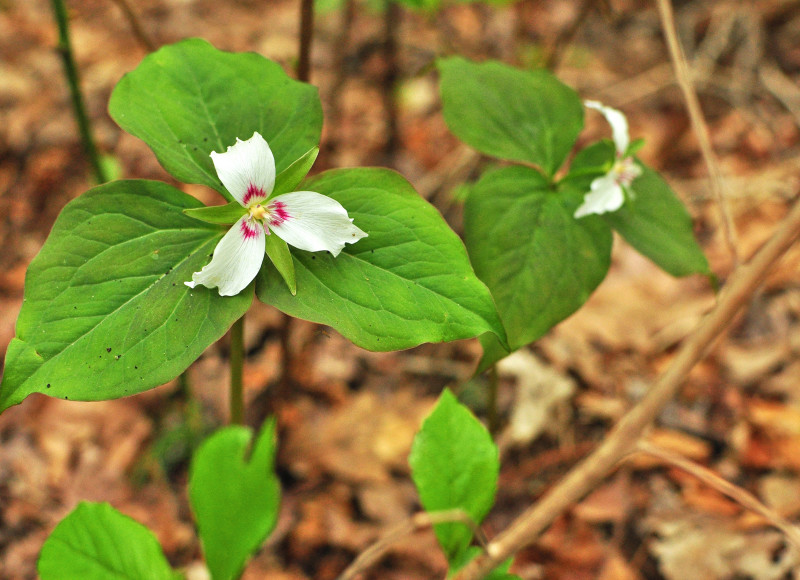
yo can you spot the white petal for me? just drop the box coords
[574,173,625,218]
[267,191,368,256]
[185,215,266,296]
[210,132,275,207]
[585,100,630,155]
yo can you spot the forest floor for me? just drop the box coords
[3,0,800,578]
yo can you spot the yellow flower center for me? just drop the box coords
[249,204,268,220]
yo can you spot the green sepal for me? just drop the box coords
[183,201,245,225]
[265,234,296,295]
[273,147,319,196]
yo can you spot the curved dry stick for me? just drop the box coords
[108,0,156,52]
[453,195,800,580]
[636,440,800,551]
[338,509,487,580]
[656,0,740,264]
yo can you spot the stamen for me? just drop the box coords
[249,204,268,220]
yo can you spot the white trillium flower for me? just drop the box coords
[186,132,367,296]
[574,100,642,219]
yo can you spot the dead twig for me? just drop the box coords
[108,0,156,52]
[635,440,800,551]
[452,194,800,580]
[338,509,487,580]
[656,0,740,266]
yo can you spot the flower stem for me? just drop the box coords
[229,316,245,425]
[50,0,109,184]
[297,0,315,82]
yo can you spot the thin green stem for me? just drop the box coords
[297,0,315,82]
[229,316,245,425]
[50,0,109,184]
[487,364,499,435]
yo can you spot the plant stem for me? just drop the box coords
[50,0,109,184]
[229,316,245,425]
[297,0,315,83]
[381,0,401,166]
[487,364,499,436]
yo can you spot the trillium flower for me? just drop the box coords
[186,132,367,296]
[574,100,642,219]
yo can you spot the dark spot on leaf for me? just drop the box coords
[46,384,51,388]
[312,256,316,259]
[115,355,121,360]
[64,396,69,400]
[134,366,138,369]
[106,347,112,352]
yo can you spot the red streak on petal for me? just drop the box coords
[268,200,291,227]
[242,183,267,206]
[240,219,260,240]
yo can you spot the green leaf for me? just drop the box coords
[109,38,322,199]
[38,502,179,580]
[476,332,510,375]
[438,57,583,176]
[273,147,319,196]
[0,180,250,412]
[189,420,280,580]
[449,547,517,580]
[570,142,711,277]
[464,165,612,369]
[257,168,506,351]
[265,234,296,295]
[409,389,499,563]
[184,201,245,225]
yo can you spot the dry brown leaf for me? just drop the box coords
[574,474,632,524]
[598,550,641,580]
[498,350,576,445]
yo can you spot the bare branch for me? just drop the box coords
[453,194,800,580]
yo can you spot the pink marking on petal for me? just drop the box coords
[240,219,261,240]
[242,183,267,206]
[268,200,291,227]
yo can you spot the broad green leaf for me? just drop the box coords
[273,147,319,196]
[464,165,612,370]
[438,57,583,176]
[409,389,499,563]
[256,168,506,351]
[476,332,510,375]
[449,547,518,580]
[38,502,179,580]
[0,180,250,411]
[189,421,280,580]
[184,201,245,225]
[569,142,711,277]
[109,38,322,199]
[265,234,296,295]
